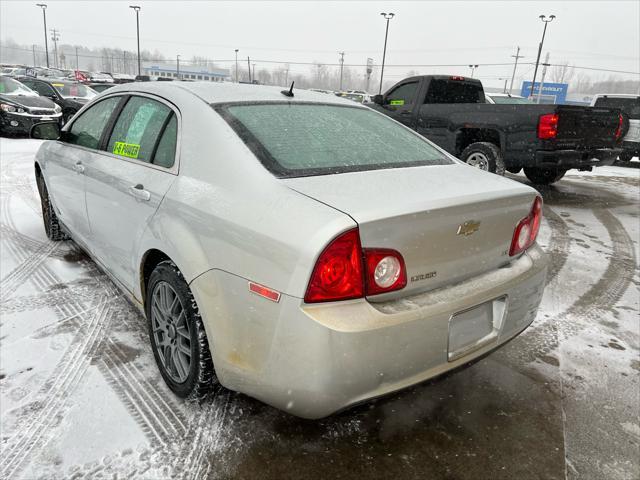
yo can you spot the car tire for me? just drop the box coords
[146,260,216,400]
[37,176,68,241]
[460,142,506,175]
[506,166,522,174]
[618,151,633,162]
[523,167,567,185]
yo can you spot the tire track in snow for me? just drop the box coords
[543,205,571,285]
[510,208,636,365]
[0,240,59,300]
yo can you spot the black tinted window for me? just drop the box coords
[424,79,484,104]
[67,97,121,149]
[22,80,55,97]
[385,82,418,106]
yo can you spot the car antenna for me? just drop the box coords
[281,81,294,97]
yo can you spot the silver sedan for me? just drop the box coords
[31,82,548,419]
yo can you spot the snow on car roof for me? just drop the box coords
[105,81,359,106]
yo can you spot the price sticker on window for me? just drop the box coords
[113,142,140,159]
[389,99,405,106]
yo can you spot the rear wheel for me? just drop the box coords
[37,176,68,241]
[460,142,505,175]
[146,261,216,399]
[618,151,633,162]
[523,167,567,185]
[506,166,522,174]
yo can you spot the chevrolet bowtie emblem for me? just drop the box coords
[457,220,481,236]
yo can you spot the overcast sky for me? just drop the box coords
[2,0,638,88]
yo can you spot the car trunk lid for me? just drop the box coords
[284,164,537,301]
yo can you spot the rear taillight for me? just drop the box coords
[304,229,407,303]
[363,248,407,296]
[537,113,559,139]
[509,196,543,256]
[614,113,624,141]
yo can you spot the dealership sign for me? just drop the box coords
[520,81,569,104]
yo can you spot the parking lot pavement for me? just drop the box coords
[0,137,638,480]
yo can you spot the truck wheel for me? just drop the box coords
[37,176,68,241]
[523,167,567,185]
[460,142,505,175]
[618,151,633,162]
[506,167,522,174]
[146,260,217,400]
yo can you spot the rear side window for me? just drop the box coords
[107,96,173,164]
[67,96,121,149]
[153,114,178,168]
[221,103,451,177]
[22,80,56,97]
[424,79,484,104]
[385,82,418,106]
[594,97,640,119]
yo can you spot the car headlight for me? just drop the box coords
[1,103,17,113]
[53,104,62,113]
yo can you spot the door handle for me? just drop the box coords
[73,162,85,174]
[128,184,151,202]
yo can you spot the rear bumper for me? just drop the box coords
[534,148,621,169]
[192,245,548,419]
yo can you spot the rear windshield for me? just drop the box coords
[219,103,452,177]
[52,82,97,99]
[594,97,640,119]
[424,79,484,104]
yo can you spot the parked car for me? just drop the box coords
[0,76,61,135]
[30,82,548,419]
[335,91,372,103]
[485,93,534,104]
[369,75,625,184]
[15,76,97,124]
[590,94,639,162]
[87,83,116,93]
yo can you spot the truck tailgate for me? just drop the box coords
[555,105,621,149]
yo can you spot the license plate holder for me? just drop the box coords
[448,296,507,361]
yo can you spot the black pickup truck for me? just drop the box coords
[368,75,625,184]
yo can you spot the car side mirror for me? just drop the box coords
[30,122,61,140]
[372,94,383,105]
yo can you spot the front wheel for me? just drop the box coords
[146,261,216,399]
[523,167,567,185]
[460,142,505,175]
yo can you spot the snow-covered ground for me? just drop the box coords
[1,137,638,480]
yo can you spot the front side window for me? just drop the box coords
[385,82,418,106]
[67,96,122,149]
[220,103,451,177]
[107,96,173,164]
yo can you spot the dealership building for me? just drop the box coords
[143,62,231,82]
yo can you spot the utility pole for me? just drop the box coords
[123,50,126,74]
[32,45,37,67]
[75,47,79,72]
[509,46,524,94]
[50,28,60,69]
[378,12,395,94]
[176,55,180,80]
[366,57,373,93]
[247,56,251,82]
[284,67,289,86]
[536,52,551,104]
[36,4,49,68]
[530,14,556,99]
[234,49,239,82]
[252,63,256,83]
[338,51,345,91]
[129,6,141,76]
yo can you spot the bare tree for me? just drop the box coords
[549,61,574,84]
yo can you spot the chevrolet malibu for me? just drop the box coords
[31,82,548,419]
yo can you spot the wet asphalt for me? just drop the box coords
[0,138,638,480]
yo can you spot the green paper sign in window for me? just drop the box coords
[389,99,405,105]
[113,141,140,159]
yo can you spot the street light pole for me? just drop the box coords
[50,28,60,69]
[129,6,141,76]
[234,49,239,83]
[338,51,345,91]
[176,55,180,80]
[530,14,555,99]
[468,64,479,77]
[509,46,524,94]
[378,12,395,95]
[36,4,49,68]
